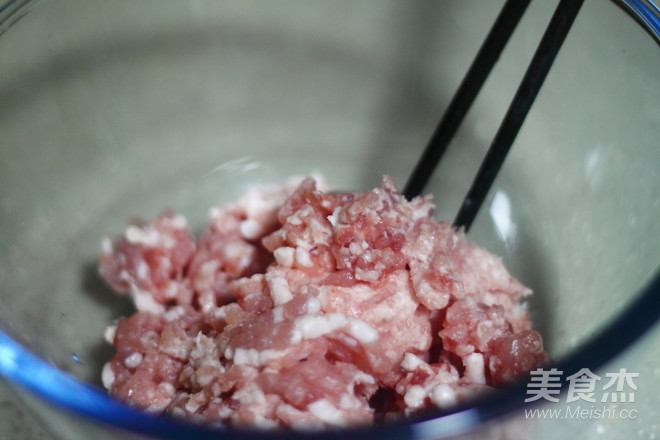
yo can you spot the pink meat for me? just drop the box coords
[488,330,548,386]
[186,213,272,312]
[99,213,196,311]
[99,176,548,429]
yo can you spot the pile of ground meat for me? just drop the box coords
[99,176,547,430]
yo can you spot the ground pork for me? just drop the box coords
[99,175,547,429]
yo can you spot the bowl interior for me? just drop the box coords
[0,0,658,438]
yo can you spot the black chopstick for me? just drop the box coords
[403,0,532,200]
[454,0,584,231]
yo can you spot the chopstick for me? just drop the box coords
[403,0,532,200]
[403,0,585,233]
[454,0,585,231]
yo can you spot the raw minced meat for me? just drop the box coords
[99,175,548,430]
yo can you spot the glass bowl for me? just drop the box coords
[0,1,658,439]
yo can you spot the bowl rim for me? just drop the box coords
[0,0,658,438]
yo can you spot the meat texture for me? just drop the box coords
[99,176,547,429]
